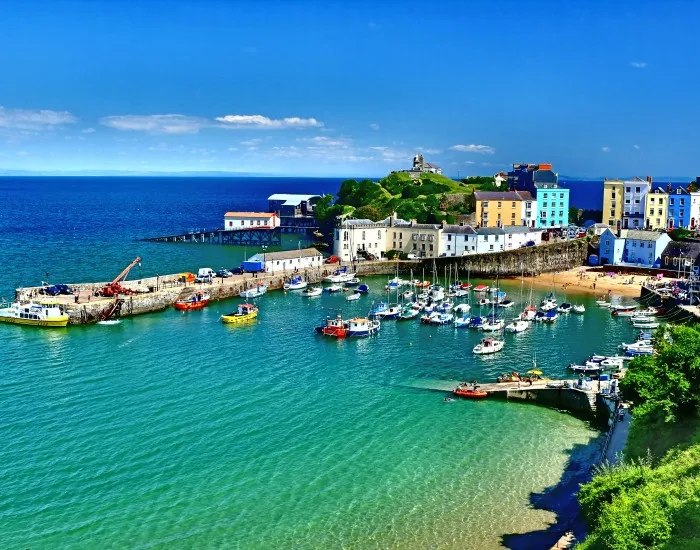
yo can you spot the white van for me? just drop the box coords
[195,267,215,283]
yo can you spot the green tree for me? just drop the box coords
[670,228,692,241]
[569,207,582,225]
[353,205,383,221]
[313,194,343,223]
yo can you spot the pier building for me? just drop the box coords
[224,212,279,229]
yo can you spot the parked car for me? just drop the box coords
[521,240,536,248]
[324,255,339,264]
[40,284,73,296]
[229,267,244,275]
[216,268,233,278]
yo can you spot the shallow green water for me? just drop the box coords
[0,275,643,549]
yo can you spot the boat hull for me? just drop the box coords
[221,311,258,325]
[174,299,209,311]
[0,315,69,327]
[453,389,489,398]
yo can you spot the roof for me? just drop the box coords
[224,211,276,218]
[610,229,668,241]
[423,162,441,169]
[624,176,648,183]
[533,169,557,185]
[477,227,505,235]
[501,225,537,234]
[661,241,700,258]
[267,194,321,205]
[442,224,476,234]
[340,218,386,227]
[248,247,322,262]
[473,191,534,201]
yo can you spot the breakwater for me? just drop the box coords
[431,239,588,277]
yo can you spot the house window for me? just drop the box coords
[648,242,652,248]
[399,242,402,248]
[543,202,548,208]
[412,234,417,240]
[240,220,245,226]
[559,211,563,217]
[625,199,631,204]
[559,193,564,198]
[497,201,502,208]
[511,212,516,219]
[543,193,548,198]
[511,202,516,207]
[362,231,366,240]
[680,199,685,206]
[412,243,417,250]
[560,202,564,207]
[448,234,452,241]
[428,235,434,242]
[635,199,640,204]
[429,244,434,251]
[650,208,655,215]
[393,232,396,238]
[489,244,494,251]
[378,230,382,240]
[399,233,402,239]
[482,201,489,207]
[680,210,685,217]
[447,244,451,251]
[495,235,499,242]
[632,241,636,247]
[344,231,348,241]
[393,241,396,249]
[625,187,631,192]
[635,187,640,193]
[670,198,674,205]
[464,235,468,242]
[659,198,664,205]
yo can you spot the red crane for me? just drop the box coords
[100,257,142,297]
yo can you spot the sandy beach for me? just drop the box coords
[509,267,659,298]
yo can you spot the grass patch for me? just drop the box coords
[626,411,700,462]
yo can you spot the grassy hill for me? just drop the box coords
[314,171,496,225]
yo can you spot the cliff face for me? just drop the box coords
[429,240,588,277]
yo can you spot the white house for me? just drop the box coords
[520,194,537,227]
[246,248,323,273]
[502,226,542,249]
[440,225,477,256]
[474,228,506,254]
[622,177,650,229]
[334,219,388,262]
[224,211,280,230]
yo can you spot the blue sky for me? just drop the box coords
[1,0,699,177]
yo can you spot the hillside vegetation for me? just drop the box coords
[315,172,495,225]
[577,325,700,550]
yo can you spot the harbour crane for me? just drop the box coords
[100,257,142,297]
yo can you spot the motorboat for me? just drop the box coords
[221,303,258,325]
[477,298,491,306]
[596,300,611,307]
[557,303,572,313]
[315,314,347,338]
[323,266,356,283]
[345,317,380,337]
[631,307,658,317]
[369,301,388,317]
[240,284,268,299]
[430,313,454,325]
[376,304,401,320]
[423,302,437,313]
[398,303,420,320]
[174,291,210,311]
[429,285,445,301]
[0,300,69,327]
[482,318,505,332]
[505,319,529,333]
[283,276,307,291]
[568,363,603,373]
[460,282,473,290]
[621,340,654,352]
[520,305,537,321]
[346,292,361,301]
[454,303,471,314]
[420,311,439,324]
[468,316,485,329]
[498,299,515,308]
[450,288,469,297]
[344,278,361,287]
[472,284,489,293]
[302,287,323,297]
[414,280,431,288]
[573,304,585,314]
[631,319,660,329]
[356,284,370,294]
[612,305,637,317]
[436,300,454,313]
[401,290,414,300]
[324,285,343,293]
[625,348,653,357]
[535,310,558,323]
[473,337,504,354]
[453,386,489,399]
[453,314,471,328]
[540,300,557,311]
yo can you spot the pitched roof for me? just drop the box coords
[624,230,668,241]
[477,227,505,235]
[423,162,441,169]
[502,225,537,234]
[340,218,385,227]
[473,191,534,201]
[224,212,276,218]
[661,241,700,258]
[267,194,320,205]
[248,247,322,262]
[442,224,476,234]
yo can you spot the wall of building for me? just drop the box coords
[645,190,667,230]
[224,214,279,229]
[475,197,523,227]
[536,187,569,228]
[603,180,624,228]
[334,225,387,262]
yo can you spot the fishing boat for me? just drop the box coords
[450,287,469,298]
[221,303,258,325]
[620,340,654,352]
[302,287,323,297]
[573,304,585,314]
[468,316,485,329]
[314,314,348,338]
[505,319,529,333]
[473,337,504,354]
[324,285,343,293]
[541,292,557,308]
[542,311,558,323]
[356,284,370,294]
[631,318,660,329]
[323,266,356,283]
[472,284,489,293]
[557,302,572,313]
[0,300,69,327]
[453,314,471,328]
[240,284,268,299]
[174,291,210,311]
[497,299,515,308]
[430,312,454,325]
[453,386,489,399]
[344,278,361,287]
[345,317,380,337]
[611,305,637,316]
[568,363,603,373]
[283,276,307,291]
[346,292,361,301]
[369,301,388,318]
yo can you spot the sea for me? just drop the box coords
[0,177,638,549]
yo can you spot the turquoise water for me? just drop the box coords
[1,277,640,549]
[0,178,639,548]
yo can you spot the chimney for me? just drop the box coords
[647,176,652,184]
[667,182,672,193]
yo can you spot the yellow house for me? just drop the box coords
[472,191,533,228]
[602,179,624,228]
[644,187,667,230]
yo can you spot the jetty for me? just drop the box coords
[144,227,282,247]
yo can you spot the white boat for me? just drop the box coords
[473,337,504,355]
[600,357,625,368]
[631,307,658,318]
[376,304,401,319]
[454,303,471,314]
[498,299,515,308]
[568,363,604,373]
[430,313,454,325]
[323,268,356,283]
[557,303,572,313]
[621,341,653,352]
[0,300,70,327]
[596,300,611,307]
[573,304,585,314]
[345,317,381,337]
[324,285,343,293]
[540,301,557,311]
[482,319,505,332]
[505,319,529,333]
[632,319,660,329]
[302,287,323,297]
[436,300,454,313]
[453,315,471,328]
[401,290,414,300]
[428,285,445,301]
[451,289,469,297]
[477,298,491,306]
[520,306,537,321]
[240,284,268,299]
[283,276,307,291]
[346,292,361,301]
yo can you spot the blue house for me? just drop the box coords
[665,184,692,229]
[508,163,570,228]
[598,228,671,267]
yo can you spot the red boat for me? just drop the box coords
[453,386,489,399]
[473,284,489,293]
[460,282,473,290]
[314,315,348,338]
[174,292,210,311]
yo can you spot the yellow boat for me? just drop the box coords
[0,300,70,327]
[221,303,258,325]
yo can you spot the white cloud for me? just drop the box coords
[634,144,641,150]
[450,144,495,154]
[299,136,351,147]
[425,148,442,155]
[601,146,611,153]
[464,161,475,165]
[240,138,264,146]
[227,147,239,152]
[0,106,77,130]
[369,123,380,131]
[82,127,96,134]
[100,114,207,134]
[216,114,322,129]
[630,61,647,68]
[16,150,28,156]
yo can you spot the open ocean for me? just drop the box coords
[0,177,634,549]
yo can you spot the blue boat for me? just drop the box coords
[369,301,388,318]
[344,278,361,287]
[468,316,484,329]
[454,315,471,328]
[357,284,370,294]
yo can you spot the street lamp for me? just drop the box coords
[261,245,268,273]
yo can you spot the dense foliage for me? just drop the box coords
[460,176,499,191]
[670,228,692,241]
[577,325,700,549]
